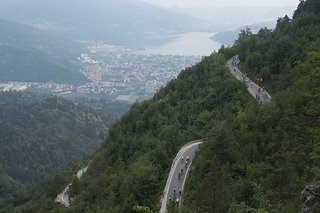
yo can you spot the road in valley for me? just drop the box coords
[55,184,71,207]
[160,140,203,213]
[55,165,88,207]
[227,55,272,103]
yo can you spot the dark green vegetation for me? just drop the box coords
[0,163,81,213]
[0,19,87,83]
[211,22,275,46]
[9,44,251,213]
[0,92,113,185]
[71,97,131,119]
[5,0,320,212]
[184,0,320,212]
[0,167,29,211]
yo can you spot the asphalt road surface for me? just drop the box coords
[55,184,71,207]
[56,55,270,210]
[160,140,203,213]
[227,55,271,103]
[55,165,88,207]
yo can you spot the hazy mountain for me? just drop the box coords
[0,19,87,83]
[0,0,210,46]
[163,5,238,32]
[211,21,276,46]
[183,6,296,27]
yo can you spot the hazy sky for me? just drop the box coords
[144,0,299,8]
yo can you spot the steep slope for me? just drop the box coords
[68,1,319,211]
[9,0,320,212]
[0,19,87,83]
[0,92,112,185]
[0,0,209,46]
[0,167,29,210]
[184,1,320,212]
[17,51,252,212]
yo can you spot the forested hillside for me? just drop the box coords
[0,167,29,210]
[0,19,87,83]
[12,50,252,213]
[0,92,113,185]
[8,0,320,212]
[184,0,320,212]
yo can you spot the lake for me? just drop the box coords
[138,32,221,56]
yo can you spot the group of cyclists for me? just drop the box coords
[230,56,270,104]
[168,156,191,206]
[181,156,189,165]
[169,187,182,205]
[230,56,239,67]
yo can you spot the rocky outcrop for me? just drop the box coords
[301,182,320,213]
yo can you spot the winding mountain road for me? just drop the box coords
[160,55,271,212]
[227,55,271,103]
[55,165,88,207]
[160,140,203,213]
[56,56,270,211]
[55,184,71,207]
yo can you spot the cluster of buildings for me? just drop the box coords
[78,42,201,101]
[1,42,201,103]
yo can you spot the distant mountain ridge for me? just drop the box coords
[0,0,210,46]
[183,6,295,26]
[211,21,276,46]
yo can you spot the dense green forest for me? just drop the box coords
[6,0,320,212]
[184,0,320,212]
[0,167,29,211]
[0,92,114,185]
[0,161,83,212]
[0,19,87,83]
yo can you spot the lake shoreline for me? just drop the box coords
[136,32,222,56]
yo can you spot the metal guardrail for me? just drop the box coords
[56,161,91,207]
[226,55,272,103]
[160,139,203,213]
